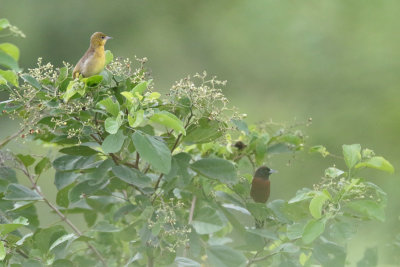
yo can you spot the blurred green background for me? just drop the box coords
[1,0,399,265]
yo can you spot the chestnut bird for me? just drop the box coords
[250,166,277,203]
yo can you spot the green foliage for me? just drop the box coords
[0,19,395,267]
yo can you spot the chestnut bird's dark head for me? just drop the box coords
[254,166,277,180]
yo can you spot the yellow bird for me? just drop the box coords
[73,32,112,79]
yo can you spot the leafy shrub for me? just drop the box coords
[0,19,395,267]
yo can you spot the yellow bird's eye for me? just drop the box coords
[101,36,105,39]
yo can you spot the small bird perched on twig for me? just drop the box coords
[73,32,112,79]
[250,166,277,228]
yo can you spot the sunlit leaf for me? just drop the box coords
[98,97,120,117]
[0,69,18,86]
[131,81,148,95]
[105,50,113,65]
[0,50,19,71]
[150,111,186,135]
[309,192,330,219]
[355,156,394,174]
[0,42,20,61]
[342,144,361,169]
[0,241,5,261]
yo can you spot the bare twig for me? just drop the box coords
[183,195,197,257]
[134,152,140,168]
[246,251,279,267]
[0,128,25,149]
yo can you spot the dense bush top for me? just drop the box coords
[0,19,395,267]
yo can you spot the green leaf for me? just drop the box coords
[53,155,97,171]
[342,144,361,169]
[54,171,80,190]
[98,97,120,117]
[16,154,35,167]
[82,75,103,87]
[288,188,313,204]
[0,18,10,31]
[56,183,74,208]
[0,167,17,182]
[62,80,85,102]
[131,81,148,95]
[59,146,99,156]
[69,180,103,203]
[346,200,385,222]
[309,192,330,219]
[4,184,42,201]
[0,217,29,235]
[190,158,238,184]
[102,130,126,154]
[150,111,186,135]
[112,166,152,188]
[0,74,7,85]
[325,167,344,178]
[184,119,222,144]
[174,257,201,267]
[302,219,325,244]
[206,245,247,267]
[105,50,113,65]
[56,66,68,85]
[129,109,144,127]
[0,70,18,86]
[0,43,20,61]
[192,206,224,234]
[49,233,76,251]
[0,241,5,261]
[0,50,19,71]
[132,131,171,174]
[355,156,394,174]
[34,157,51,175]
[21,74,41,90]
[33,225,67,255]
[104,116,122,134]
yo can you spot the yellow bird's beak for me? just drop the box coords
[105,36,112,40]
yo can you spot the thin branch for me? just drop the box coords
[134,152,140,168]
[183,195,197,257]
[0,128,24,149]
[19,162,108,266]
[246,251,279,266]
